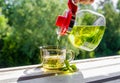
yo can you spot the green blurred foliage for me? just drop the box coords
[0,0,69,68]
[0,0,120,68]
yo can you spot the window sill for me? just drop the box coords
[0,55,120,83]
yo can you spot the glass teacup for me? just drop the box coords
[40,45,74,70]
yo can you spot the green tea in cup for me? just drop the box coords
[40,46,74,70]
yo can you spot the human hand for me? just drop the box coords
[72,0,94,4]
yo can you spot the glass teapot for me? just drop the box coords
[55,0,106,51]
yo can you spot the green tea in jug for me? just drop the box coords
[68,25,105,51]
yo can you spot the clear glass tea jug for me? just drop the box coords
[55,0,106,51]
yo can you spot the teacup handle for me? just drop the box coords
[66,50,74,61]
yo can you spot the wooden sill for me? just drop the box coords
[0,55,120,83]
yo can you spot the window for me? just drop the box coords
[0,0,120,68]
